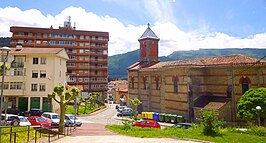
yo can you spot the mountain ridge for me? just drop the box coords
[108,48,266,79]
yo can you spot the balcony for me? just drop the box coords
[11,62,24,68]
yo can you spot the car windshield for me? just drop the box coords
[67,115,76,120]
[52,115,60,119]
[19,117,28,122]
[36,118,46,122]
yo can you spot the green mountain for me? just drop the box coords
[0,37,11,47]
[108,48,266,79]
[108,50,139,79]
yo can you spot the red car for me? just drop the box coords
[27,116,51,129]
[133,120,161,128]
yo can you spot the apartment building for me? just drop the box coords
[9,18,109,95]
[2,48,69,112]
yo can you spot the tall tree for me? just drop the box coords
[237,87,266,122]
[129,97,142,119]
[48,85,80,132]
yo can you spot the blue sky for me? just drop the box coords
[0,0,266,56]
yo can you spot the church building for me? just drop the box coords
[127,25,266,123]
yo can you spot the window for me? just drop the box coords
[79,78,83,82]
[36,41,41,45]
[36,33,41,38]
[43,34,47,38]
[80,42,84,46]
[40,58,46,64]
[3,82,9,90]
[33,57,38,64]
[242,77,249,94]
[85,36,90,39]
[40,70,46,78]
[155,77,159,90]
[80,49,84,53]
[84,78,89,82]
[173,77,178,93]
[69,56,76,60]
[80,36,84,39]
[143,77,147,89]
[31,84,38,91]
[131,78,134,89]
[11,68,24,76]
[39,83,46,92]
[10,82,23,90]
[32,70,38,78]
[85,42,90,46]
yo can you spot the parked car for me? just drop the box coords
[41,112,61,127]
[65,114,82,127]
[18,116,31,126]
[117,106,127,112]
[27,116,51,129]
[1,114,20,126]
[28,108,43,116]
[117,108,132,117]
[4,108,25,116]
[172,123,194,129]
[133,120,160,128]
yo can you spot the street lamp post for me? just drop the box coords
[256,106,261,126]
[74,74,79,127]
[0,46,11,142]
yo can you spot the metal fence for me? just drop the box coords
[0,125,76,143]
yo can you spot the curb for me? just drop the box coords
[77,104,108,117]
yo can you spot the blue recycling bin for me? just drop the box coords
[153,113,159,121]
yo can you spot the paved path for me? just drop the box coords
[52,123,201,143]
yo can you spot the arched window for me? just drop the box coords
[242,78,249,94]
[155,77,159,90]
[143,77,147,89]
[131,78,134,89]
[173,77,178,93]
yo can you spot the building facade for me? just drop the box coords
[128,26,266,123]
[10,19,109,95]
[2,48,69,112]
[108,80,128,104]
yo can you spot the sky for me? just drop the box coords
[0,0,266,56]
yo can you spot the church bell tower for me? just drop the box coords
[138,24,160,63]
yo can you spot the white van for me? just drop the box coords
[41,112,61,127]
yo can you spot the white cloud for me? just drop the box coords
[0,6,265,57]
[143,0,176,23]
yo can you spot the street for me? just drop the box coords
[78,104,123,125]
[51,104,201,143]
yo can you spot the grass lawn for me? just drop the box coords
[105,125,266,143]
[66,103,106,115]
[1,126,42,143]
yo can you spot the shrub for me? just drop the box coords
[121,119,134,130]
[199,110,225,136]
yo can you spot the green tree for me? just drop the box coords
[129,97,142,119]
[237,87,266,121]
[48,85,80,132]
[0,62,9,75]
[199,110,224,136]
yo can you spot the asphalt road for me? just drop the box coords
[51,104,201,143]
[78,104,123,125]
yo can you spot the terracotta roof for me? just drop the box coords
[147,54,266,69]
[138,25,159,40]
[204,101,227,110]
[10,48,64,55]
[128,61,159,71]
